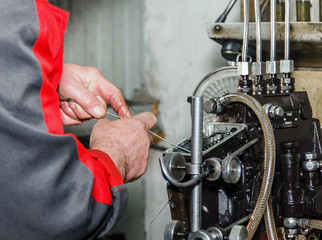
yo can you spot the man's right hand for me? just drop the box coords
[90,112,157,183]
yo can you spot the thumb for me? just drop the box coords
[133,112,157,130]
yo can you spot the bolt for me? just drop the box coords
[215,25,222,31]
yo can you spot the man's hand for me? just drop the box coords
[90,112,157,183]
[58,64,130,125]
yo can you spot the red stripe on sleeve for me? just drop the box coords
[33,0,124,205]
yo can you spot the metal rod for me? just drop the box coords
[254,0,262,62]
[224,214,252,232]
[242,0,249,62]
[105,111,191,153]
[270,0,276,61]
[230,138,259,157]
[216,0,238,23]
[190,96,203,232]
[285,0,290,60]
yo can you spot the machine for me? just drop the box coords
[159,0,322,239]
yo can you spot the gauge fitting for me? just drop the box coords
[237,62,251,76]
[252,62,266,76]
[266,61,280,75]
[280,59,294,74]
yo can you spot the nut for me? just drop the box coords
[283,218,297,228]
[266,61,280,75]
[304,152,317,160]
[280,59,294,74]
[302,161,318,171]
[252,62,266,76]
[237,62,251,76]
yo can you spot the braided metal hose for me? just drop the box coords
[219,93,276,239]
[264,197,278,240]
[298,219,322,231]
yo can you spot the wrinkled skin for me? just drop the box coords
[58,63,131,125]
[90,113,157,182]
[58,64,157,182]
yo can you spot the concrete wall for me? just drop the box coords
[143,1,240,239]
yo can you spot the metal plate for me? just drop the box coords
[193,66,239,124]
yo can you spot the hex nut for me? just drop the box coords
[237,62,251,76]
[304,152,317,160]
[266,61,280,75]
[252,62,266,76]
[280,60,294,74]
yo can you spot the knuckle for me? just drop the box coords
[89,67,100,74]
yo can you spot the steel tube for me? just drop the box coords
[270,0,276,61]
[190,96,203,232]
[254,0,262,62]
[285,0,290,60]
[242,0,249,62]
[216,0,238,22]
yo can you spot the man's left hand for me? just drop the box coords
[58,64,131,125]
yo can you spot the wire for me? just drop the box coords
[105,111,191,153]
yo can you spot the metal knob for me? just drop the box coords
[263,103,284,119]
[205,158,222,181]
[163,153,187,182]
[203,99,218,114]
[222,156,242,184]
[164,220,185,240]
[229,225,248,240]
[188,227,223,240]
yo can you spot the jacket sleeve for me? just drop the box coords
[0,0,128,239]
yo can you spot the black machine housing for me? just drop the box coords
[163,90,322,239]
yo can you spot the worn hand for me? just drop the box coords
[90,112,157,183]
[58,64,131,125]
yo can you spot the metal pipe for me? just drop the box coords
[242,0,249,62]
[284,0,290,60]
[216,0,238,23]
[254,0,262,62]
[270,0,276,61]
[190,96,203,232]
[224,214,252,232]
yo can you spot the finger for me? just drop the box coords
[68,101,93,120]
[60,109,83,125]
[60,101,79,120]
[61,101,92,121]
[97,79,131,118]
[67,84,107,119]
[133,112,157,130]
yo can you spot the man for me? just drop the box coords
[0,0,156,239]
